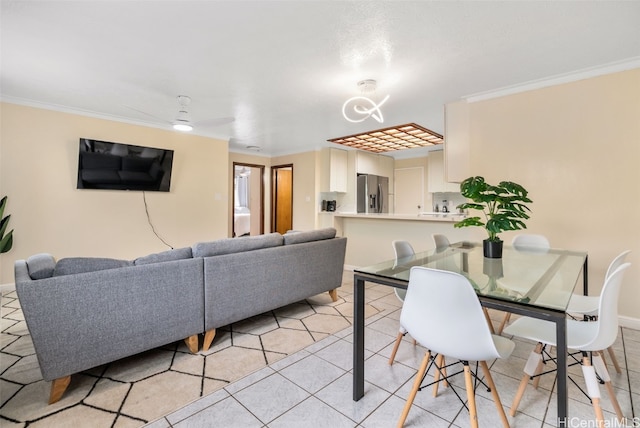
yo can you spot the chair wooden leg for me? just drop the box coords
[511,343,544,416]
[606,345,622,374]
[480,360,510,428]
[581,354,605,426]
[397,351,431,428]
[388,332,404,365]
[202,329,216,352]
[593,351,624,421]
[432,353,443,397]
[463,362,479,428]
[49,376,71,404]
[184,335,199,353]
[483,308,496,334]
[496,312,511,336]
[328,289,338,302]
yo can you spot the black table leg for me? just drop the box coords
[556,316,568,426]
[353,274,365,401]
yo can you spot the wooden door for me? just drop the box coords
[272,165,293,234]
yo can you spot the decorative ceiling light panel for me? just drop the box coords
[328,123,444,153]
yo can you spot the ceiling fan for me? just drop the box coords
[125,95,235,132]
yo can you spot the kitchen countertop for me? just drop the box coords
[333,212,467,222]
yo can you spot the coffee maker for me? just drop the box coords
[326,200,336,212]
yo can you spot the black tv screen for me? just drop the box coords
[77,138,174,192]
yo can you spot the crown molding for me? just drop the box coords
[464,57,640,103]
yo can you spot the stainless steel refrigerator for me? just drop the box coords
[357,174,389,213]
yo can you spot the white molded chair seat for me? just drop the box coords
[432,233,450,250]
[397,267,515,428]
[567,250,631,317]
[565,250,630,374]
[502,263,630,424]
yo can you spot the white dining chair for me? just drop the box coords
[432,233,450,249]
[495,234,551,335]
[388,240,416,365]
[503,263,630,424]
[397,267,515,428]
[565,250,631,374]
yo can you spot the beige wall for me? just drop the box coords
[0,103,229,282]
[464,69,640,322]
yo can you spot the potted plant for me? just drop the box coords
[1,196,14,253]
[454,176,532,258]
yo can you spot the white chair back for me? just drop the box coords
[582,263,630,351]
[392,240,415,260]
[605,250,631,281]
[511,234,550,250]
[432,234,450,249]
[392,240,415,301]
[400,266,501,362]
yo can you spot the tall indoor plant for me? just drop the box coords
[1,196,14,253]
[454,176,532,258]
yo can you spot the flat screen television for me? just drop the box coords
[77,138,174,192]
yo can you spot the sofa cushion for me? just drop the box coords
[193,233,283,258]
[134,247,193,265]
[53,257,132,276]
[26,253,56,280]
[283,228,337,245]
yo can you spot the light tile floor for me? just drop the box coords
[145,272,640,428]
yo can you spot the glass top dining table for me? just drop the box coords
[351,241,588,427]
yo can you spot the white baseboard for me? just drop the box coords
[619,316,640,331]
[0,282,16,294]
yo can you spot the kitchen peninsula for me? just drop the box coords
[333,212,481,268]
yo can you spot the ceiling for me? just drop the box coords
[2,1,639,158]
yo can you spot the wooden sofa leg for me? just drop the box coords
[328,289,338,302]
[203,329,216,352]
[184,335,199,354]
[49,375,71,404]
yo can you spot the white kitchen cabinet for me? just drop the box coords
[356,151,379,175]
[444,100,471,183]
[356,151,394,187]
[329,148,348,193]
[428,150,459,193]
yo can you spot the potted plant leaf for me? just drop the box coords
[1,196,14,254]
[454,176,532,258]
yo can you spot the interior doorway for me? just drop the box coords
[271,164,293,234]
[232,162,265,237]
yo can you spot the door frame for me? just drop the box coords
[232,162,265,237]
[271,164,293,233]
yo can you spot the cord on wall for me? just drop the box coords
[142,192,173,249]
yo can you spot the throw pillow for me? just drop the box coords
[53,257,132,276]
[192,233,283,257]
[283,228,337,245]
[134,247,193,265]
[26,253,56,280]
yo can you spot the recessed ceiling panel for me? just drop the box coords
[327,123,444,153]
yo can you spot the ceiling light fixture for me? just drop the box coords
[328,123,444,153]
[172,96,193,132]
[342,79,389,124]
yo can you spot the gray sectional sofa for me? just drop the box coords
[14,228,346,404]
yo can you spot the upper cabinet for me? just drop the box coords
[428,150,460,193]
[329,148,348,193]
[444,100,471,183]
[356,151,394,192]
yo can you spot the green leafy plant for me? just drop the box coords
[454,176,532,242]
[1,196,14,253]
